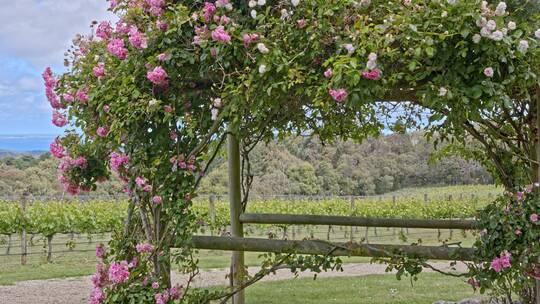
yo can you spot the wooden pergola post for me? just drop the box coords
[535,86,540,304]
[228,130,245,304]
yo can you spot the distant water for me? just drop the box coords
[0,134,57,152]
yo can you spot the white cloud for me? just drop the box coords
[0,0,114,68]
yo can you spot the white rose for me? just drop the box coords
[291,0,300,7]
[258,64,267,74]
[486,20,497,31]
[480,27,491,37]
[213,98,223,108]
[280,9,290,20]
[343,43,355,54]
[495,2,507,16]
[438,87,448,97]
[535,29,540,39]
[250,9,257,19]
[447,0,456,5]
[490,30,504,41]
[257,0,266,6]
[472,34,481,44]
[507,21,516,31]
[248,0,256,7]
[518,40,529,53]
[476,17,487,28]
[257,43,269,54]
[211,108,219,121]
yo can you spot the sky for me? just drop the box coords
[0,0,113,135]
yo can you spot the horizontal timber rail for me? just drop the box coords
[190,236,475,261]
[239,213,477,230]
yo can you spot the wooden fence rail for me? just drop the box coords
[190,236,475,261]
[239,213,477,230]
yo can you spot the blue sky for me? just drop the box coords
[0,0,113,135]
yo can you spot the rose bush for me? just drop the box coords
[43,0,540,302]
[469,186,540,303]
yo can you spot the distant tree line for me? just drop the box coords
[199,132,492,196]
[0,132,492,197]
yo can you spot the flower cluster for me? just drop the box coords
[109,152,129,172]
[108,261,130,284]
[147,66,168,86]
[490,251,512,273]
[329,89,348,103]
[170,154,197,172]
[136,243,155,253]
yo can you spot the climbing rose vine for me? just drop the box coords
[43,0,540,302]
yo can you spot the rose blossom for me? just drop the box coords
[324,68,333,78]
[93,63,105,78]
[329,89,348,103]
[531,213,538,223]
[96,127,108,137]
[211,26,231,43]
[152,195,163,204]
[484,67,494,78]
[147,66,168,86]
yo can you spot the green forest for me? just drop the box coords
[0,132,492,197]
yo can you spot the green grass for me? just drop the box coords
[244,273,480,304]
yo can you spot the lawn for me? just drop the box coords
[243,273,480,304]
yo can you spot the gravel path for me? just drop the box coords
[0,262,467,304]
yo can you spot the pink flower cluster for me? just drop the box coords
[152,195,163,204]
[211,26,231,43]
[96,21,113,40]
[89,287,105,304]
[170,155,197,172]
[43,67,63,109]
[147,66,168,86]
[329,89,348,103]
[96,244,106,259]
[97,127,108,138]
[108,38,128,60]
[128,27,148,49]
[242,33,259,47]
[135,176,153,192]
[147,0,165,16]
[109,152,129,172]
[50,138,65,159]
[193,26,209,45]
[93,63,106,78]
[156,20,168,31]
[323,68,333,78]
[76,89,89,104]
[361,68,381,81]
[135,243,154,253]
[52,111,68,127]
[108,261,130,284]
[203,2,216,23]
[155,285,183,304]
[490,251,511,273]
[531,213,538,223]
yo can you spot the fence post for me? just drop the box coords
[209,195,216,236]
[228,131,245,304]
[349,196,355,241]
[20,192,28,266]
[392,195,397,237]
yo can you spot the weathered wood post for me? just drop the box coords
[209,195,216,236]
[20,192,28,266]
[228,131,245,304]
[534,86,540,304]
[392,195,396,237]
[349,196,355,241]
